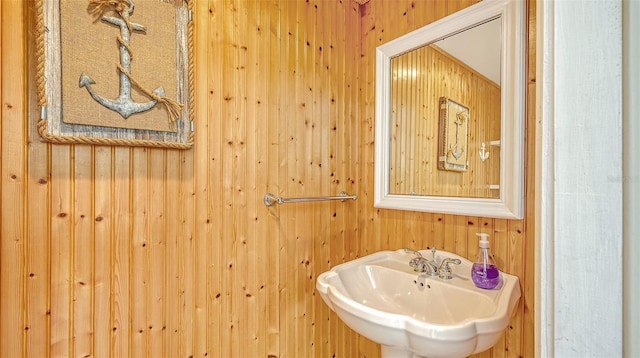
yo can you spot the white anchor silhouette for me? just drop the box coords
[79,0,165,118]
[479,142,490,162]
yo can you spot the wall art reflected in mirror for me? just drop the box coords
[437,97,472,174]
[374,0,525,219]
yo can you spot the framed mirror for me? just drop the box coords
[374,0,525,219]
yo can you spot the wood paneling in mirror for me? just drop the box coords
[390,45,500,198]
[1,0,534,357]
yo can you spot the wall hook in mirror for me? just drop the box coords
[479,142,490,162]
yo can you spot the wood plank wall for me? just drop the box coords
[0,0,535,357]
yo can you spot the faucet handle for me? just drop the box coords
[403,248,423,258]
[403,247,437,259]
[404,249,431,273]
[404,249,424,272]
[437,258,461,280]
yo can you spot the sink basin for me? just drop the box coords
[316,249,521,358]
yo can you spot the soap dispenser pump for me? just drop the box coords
[471,233,500,289]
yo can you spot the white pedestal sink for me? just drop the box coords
[316,249,520,358]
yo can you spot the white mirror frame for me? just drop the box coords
[374,0,526,219]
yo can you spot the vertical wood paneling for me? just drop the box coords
[0,1,26,357]
[314,4,332,356]
[148,149,166,357]
[130,148,148,357]
[219,0,235,355]
[112,147,131,357]
[523,3,537,356]
[93,147,111,358]
[26,7,51,352]
[73,146,94,358]
[265,1,281,356]
[245,1,260,355]
[1,1,535,357]
[280,1,295,356]
[164,150,179,358]
[49,144,72,357]
[234,0,249,355]
[390,45,500,198]
[252,3,270,355]
[181,145,195,358]
[193,0,211,356]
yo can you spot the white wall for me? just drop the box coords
[623,0,639,356]
[538,0,624,356]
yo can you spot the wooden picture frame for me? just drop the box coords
[438,97,469,171]
[35,0,194,149]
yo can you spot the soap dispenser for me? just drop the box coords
[471,233,500,289]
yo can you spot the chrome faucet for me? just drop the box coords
[404,248,461,279]
[404,248,439,276]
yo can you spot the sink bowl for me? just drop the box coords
[316,249,521,358]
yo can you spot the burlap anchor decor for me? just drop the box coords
[79,0,183,122]
[35,0,195,149]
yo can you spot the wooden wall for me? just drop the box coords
[0,0,535,357]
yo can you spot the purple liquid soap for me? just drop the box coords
[471,263,500,289]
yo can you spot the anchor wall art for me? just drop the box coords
[438,97,469,172]
[35,0,194,149]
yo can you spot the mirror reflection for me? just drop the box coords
[374,0,525,219]
[389,18,502,198]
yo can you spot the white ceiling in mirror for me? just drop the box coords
[374,0,526,219]
[436,18,502,85]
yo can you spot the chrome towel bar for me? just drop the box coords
[264,192,357,206]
